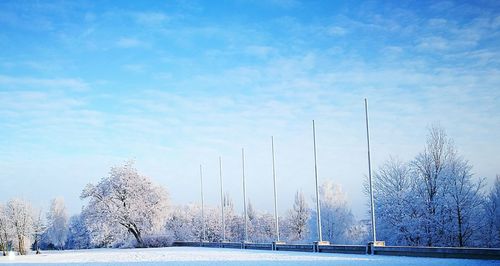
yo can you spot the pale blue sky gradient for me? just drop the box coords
[0,0,499,219]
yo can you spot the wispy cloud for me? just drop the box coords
[133,12,169,26]
[0,75,89,91]
[116,37,146,48]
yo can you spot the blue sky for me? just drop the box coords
[0,0,499,219]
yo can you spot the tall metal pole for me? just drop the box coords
[365,98,377,244]
[219,156,226,242]
[200,164,206,242]
[242,148,248,242]
[271,136,280,241]
[312,120,323,242]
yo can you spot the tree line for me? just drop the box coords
[0,125,499,255]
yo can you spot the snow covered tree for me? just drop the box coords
[204,206,224,242]
[483,175,500,247]
[312,180,355,244]
[81,161,170,247]
[239,201,274,243]
[411,125,455,246]
[285,190,309,242]
[32,209,46,254]
[46,197,68,250]
[165,204,198,241]
[445,156,485,247]
[371,125,489,247]
[0,203,11,256]
[371,157,421,246]
[249,211,275,243]
[66,214,91,249]
[6,198,34,255]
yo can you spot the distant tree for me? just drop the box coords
[32,209,46,254]
[204,206,224,242]
[243,201,275,243]
[285,190,310,242]
[66,214,91,249]
[81,161,170,247]
[165,204,197,241]
[6,198,34,255]
[484,175,500,247]
[314,180,355,244]
[46,198,68,250]
[0,203,10,256]
[249,212,274,243]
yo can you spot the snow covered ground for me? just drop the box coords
[0,247,496,265]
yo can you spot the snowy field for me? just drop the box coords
[0,247,497,266]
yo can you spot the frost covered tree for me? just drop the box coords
[371,125,489,247]
[238,201,274,243]
[484,175,500,247]
[66,214,91,249]
[371,158,421,246]
[46,198,68,250]
[81,161,170,247]
[32,209,46,254]
[0,203,10,256]
[165,204,198,241]
[445,156,485,247]
[6,198,34,255]
[312,180,354,244]
[203,206,224,242]
[285,190,309,242]
[411,125,456,246]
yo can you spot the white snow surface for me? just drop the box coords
[0,247,496,265]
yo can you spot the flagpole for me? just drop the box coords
[312,120,323,243]
[242,148,248,242]
[271,136,280,242]
[365,98,377,246]
[219,156,226,242]
[200,164,206,242]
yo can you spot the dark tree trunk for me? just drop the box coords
[128,226,143,247]
[457,207,464,247]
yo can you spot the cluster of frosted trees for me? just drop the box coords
[370,126,500,247]
[64,160,363,249]
[2,126,499,255]
[165,183,365,245]
[0,197,69,255]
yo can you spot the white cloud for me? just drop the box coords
[133,12,168,26]
[417,36,449,51]
[122,64,146,73]
[0,75,89,91]
[244,45,275,57]
[327,26,347,36]
[116,37,145,48]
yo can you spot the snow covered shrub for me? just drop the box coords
[141,234,174,248]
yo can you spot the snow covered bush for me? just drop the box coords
[81,160,170,247]
[141,234,174,248]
